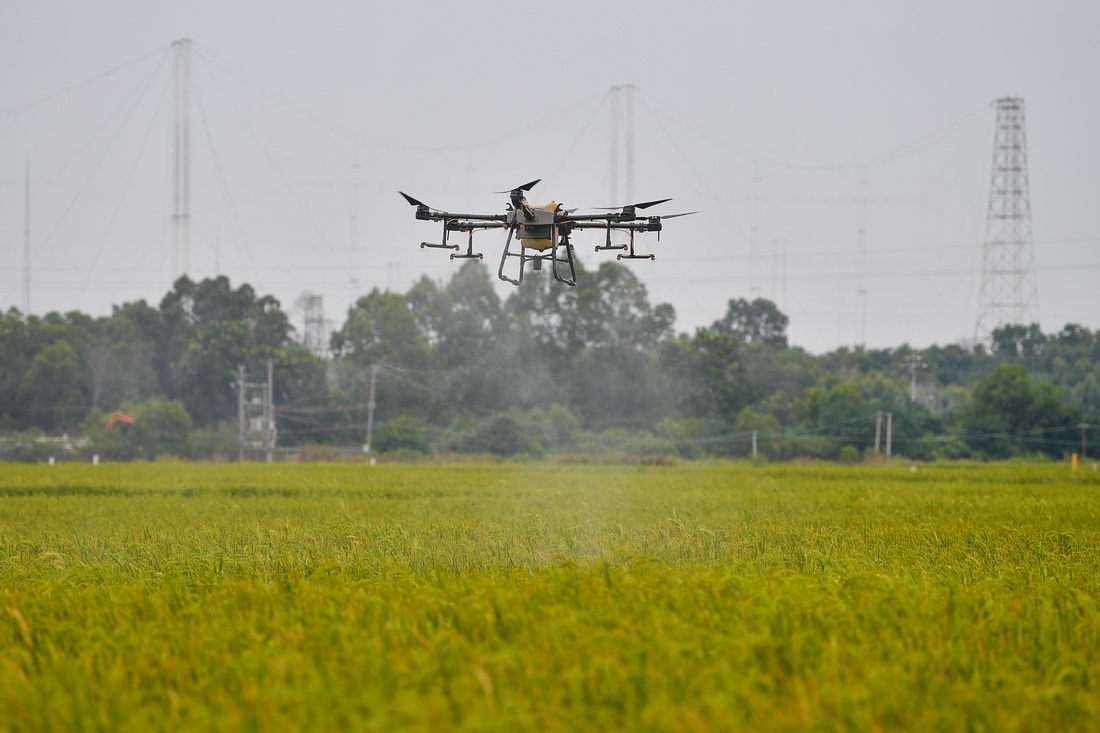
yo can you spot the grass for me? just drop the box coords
[2,461,1100,730]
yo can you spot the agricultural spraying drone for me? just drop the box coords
[399,179,697,286]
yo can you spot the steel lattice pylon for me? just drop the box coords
[974,97,1039,344]
[303,294,327,358]
[171,39,192,278]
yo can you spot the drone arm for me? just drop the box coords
[421,219,507,251]
[558,213,633,223]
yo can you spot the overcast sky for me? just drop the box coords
[2,1,1097,353]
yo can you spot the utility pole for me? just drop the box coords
[903,354,927,402]
[885,412,893,459]
[265,358,276,463]
[363,364,380,463]
[752,430,758,458]
[237,365,245,463]
[874,410,883,454]
[975,97,1039,344]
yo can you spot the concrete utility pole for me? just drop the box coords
[265,358,275,463]
[885,412,893,459]
[874,410,883,454]
[363,364,380,463]
[237,365,246,463]
[904,354,927,402]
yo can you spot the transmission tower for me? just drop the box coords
[236,361,276,462]
[171,39,193,278]
[974,97,1039,344]
[608,84,636,205]
[23,160,30,315]
[303,294,328,358]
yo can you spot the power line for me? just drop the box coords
[637,94,990,172]
[30,52,170,267]
[0,46,169,121]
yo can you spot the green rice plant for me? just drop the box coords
[2,461,1100,730]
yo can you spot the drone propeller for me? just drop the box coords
[633,198,672,210]
[595,198,672,211]
[494,179,541,194]
[399,191,430,208]
[653,211,701,220]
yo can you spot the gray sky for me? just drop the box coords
[2,0,1098,353]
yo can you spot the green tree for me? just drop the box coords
[505,262,676,429]
[86,398,192,460]
[330,289,434,424]
[711,297,789,347]
[576,262,676,352]
[798,383,868,458]
[21,341,88,431]
[331,289,430,367]
[83,301,161,411]
[991,323,1047,363]
[961,364,1078,458]
[406,262,514,419]
[373,415,430,454]
[409,261,505,366]
[657,329,758,425]
[174,320,252,427]
[156,277,296,427]
[1072,373,1100,421]
[0,309,36,429]
[132,398,193,458]
[0,310,98,432]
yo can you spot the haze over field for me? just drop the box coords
[2,1,1098,353]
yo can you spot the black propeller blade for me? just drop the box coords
[653,211,701,220]
[399,191,429,208]
[494,179,541,194]
[596,198,672,211]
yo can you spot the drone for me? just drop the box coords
[399,179,696,286]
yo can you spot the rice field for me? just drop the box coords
[2,461,1100,731]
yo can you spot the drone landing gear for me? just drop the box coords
[421,221,487,260]
[451,227,484,261]
[595,225,655,261]
[497,226,577,286]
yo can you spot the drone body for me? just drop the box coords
[399,180,696,286]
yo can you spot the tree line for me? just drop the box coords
[2,261,1097,462]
